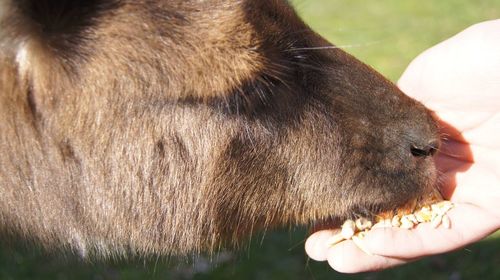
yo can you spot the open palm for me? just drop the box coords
[305,20,500,273]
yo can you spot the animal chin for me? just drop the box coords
[309,183,443,234]
[366,174,442,220]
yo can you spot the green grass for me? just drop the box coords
[294,0,499,80]
[1,1,499,279]
[1,230,499,279]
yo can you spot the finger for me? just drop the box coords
[435,139,473,170]
[305,229,340,261]
[306,231,416,273]
[440,165,500,218]
[362,203,500,259]
[326,240,408,273]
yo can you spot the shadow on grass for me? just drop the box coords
[1,229,498,280]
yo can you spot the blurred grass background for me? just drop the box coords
[1,0,499,279]
[294,0,499,81]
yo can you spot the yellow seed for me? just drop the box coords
[391,216,401,227]
[406,214,418,224]
[356,231,367,239]
[421,205,431,212]
[414,210,432,223]
[355,218,373,231]
[431,201,454,215]
[421,207,433,216]
[414,212,425,223]
[400,216,414,229]
[341,220,356,239]
[333,201,454,244]
[434,201,453,208]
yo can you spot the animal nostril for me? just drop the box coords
[411,141,439,158]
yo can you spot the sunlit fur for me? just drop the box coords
[0,0,439,258]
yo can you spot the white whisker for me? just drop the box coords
[288,40,383,52]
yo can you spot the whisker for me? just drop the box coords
[287,40,382,52]
[288,45,343,51]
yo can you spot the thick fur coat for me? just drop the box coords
[0,0,440,258]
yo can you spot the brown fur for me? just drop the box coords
[0,0,440,258]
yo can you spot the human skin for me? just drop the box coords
[305,19,500,273]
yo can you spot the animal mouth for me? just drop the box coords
[311,182,445,233]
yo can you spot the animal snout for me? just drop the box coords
[393,108,441,160]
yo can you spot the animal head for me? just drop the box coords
[0,0,440,256]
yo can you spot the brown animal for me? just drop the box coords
[0,0,440,258]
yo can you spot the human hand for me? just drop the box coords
[305,19,500,273]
